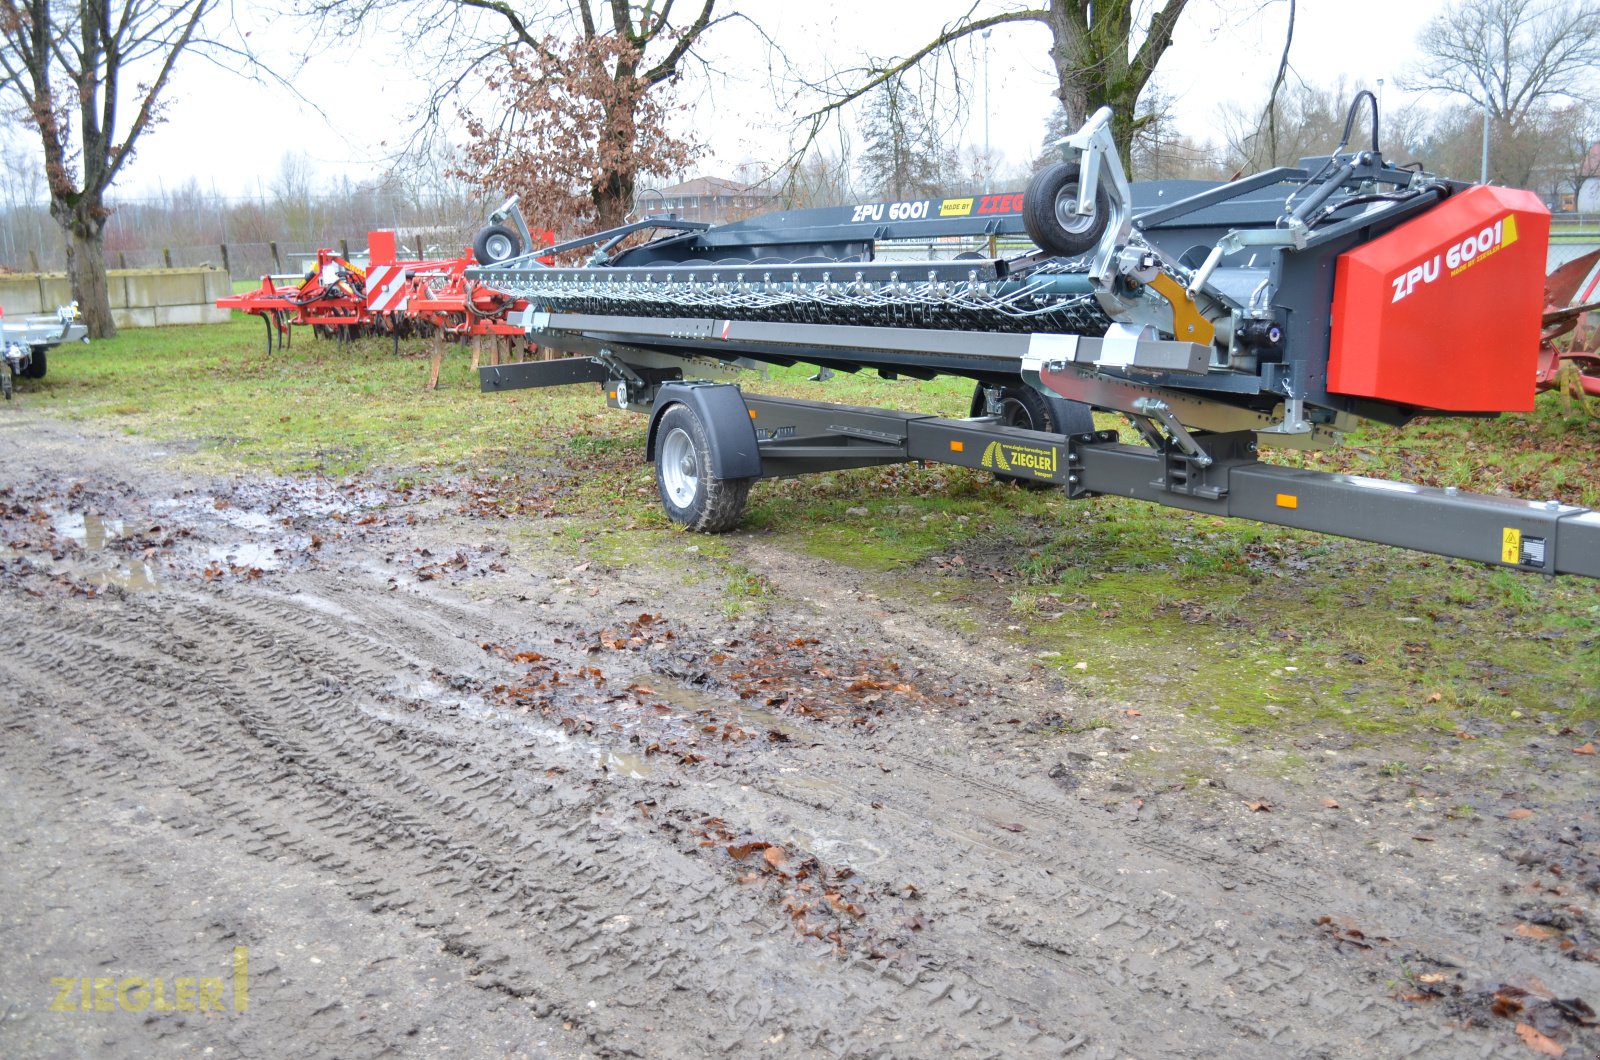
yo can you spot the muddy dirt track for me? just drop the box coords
[3,407,1600,1059]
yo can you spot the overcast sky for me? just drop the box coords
[73,0,1452,201]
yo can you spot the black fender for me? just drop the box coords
[646,382,763,480]
[968,381,1095,435]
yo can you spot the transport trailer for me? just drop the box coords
[0,302,86,399]
[468,101,1600,579]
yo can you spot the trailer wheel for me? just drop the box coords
[654,403,752,533]
[472,224,524,266]
[21,348,45,379]
[1023,161,1110,258]
[980,383,1093,489]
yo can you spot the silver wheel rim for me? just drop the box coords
[1053,184,1096,235]
[660,426,699,508]
[999,397,1035,430]
[485,233,514,261]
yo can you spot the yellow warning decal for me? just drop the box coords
[940,197,974,217]
[1501,527,1521,565]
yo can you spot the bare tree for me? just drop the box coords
[1408,0,1600,184]
[1219,77,1375,172]
[0,0,222,336]
[798,0,1192,170]
[858,75,953,200]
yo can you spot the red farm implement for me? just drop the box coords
[217,247,389,351]
[217,197,555,387]
[392,237,554,389]
[1540,247,1600,405]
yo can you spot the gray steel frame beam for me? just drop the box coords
[480,358,610,391]
[1076,444,1598,577]
[538,314,1209,376]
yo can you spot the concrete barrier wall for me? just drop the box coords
[0,268,231,327]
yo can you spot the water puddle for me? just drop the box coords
[52,512,124,549]
[646,679,801,739]
[597,750,655,779]
[41,511,160,590]
[82,561,161,592]
[204,541,284,570]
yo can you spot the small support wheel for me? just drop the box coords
[20,348,46,379]
[1023,161,1111,258]
[977,383,1094,489]
[472,224,524,266]
[654,403,752,533]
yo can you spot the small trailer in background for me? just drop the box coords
[0,303,86,399]
[465,103,1598,578]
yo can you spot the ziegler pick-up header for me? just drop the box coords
[464,95,1599,579]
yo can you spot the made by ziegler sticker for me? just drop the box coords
[1390,214,1519,303]
[851,194,1025,223]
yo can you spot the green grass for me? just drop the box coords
[24,316,1600,748]
[29,317,626,478]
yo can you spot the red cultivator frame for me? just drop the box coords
[217,201,555,388]
[1541,247,1600,403]
[217,248,385,351]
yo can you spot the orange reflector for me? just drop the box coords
[608,391,617,400]
[950,440,965,453]
[748,409,757,419]
[1276,493,1299,509]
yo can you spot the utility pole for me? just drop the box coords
[1480,98,1490,184]
[982,28,993,194]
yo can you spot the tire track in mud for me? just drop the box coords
[2,588,1106,1058]
[0,575,1542,1059]
[693,724,1486,1059]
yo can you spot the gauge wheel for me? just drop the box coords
[1023,161,1111,258]
[472,224,524,266]
[980,383,1094,489]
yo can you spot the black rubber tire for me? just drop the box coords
[1023,161,1111,258]
[20,348,45,379]
[472,224,523,266]
[975,383,1095,489]
[653,403,752,533]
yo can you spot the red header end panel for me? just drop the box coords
[1327,185,1549,412]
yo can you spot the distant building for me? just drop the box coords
[640,177,779,225]
[1556,144,1600,213]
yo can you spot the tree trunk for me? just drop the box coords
[52,199,116,340]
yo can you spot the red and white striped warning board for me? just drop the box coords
[366,264,409,313]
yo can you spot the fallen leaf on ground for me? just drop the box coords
[1515,1023,1565,1056]
[1321,798,1340,809]
[1573,743,1595,756]
[1515,923,1559,941]
[1123,709,1141,717]
[1508,808,1535,820]
[1245,801,1272,812]
[998,822,1026,833]
[763,846,787,868]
